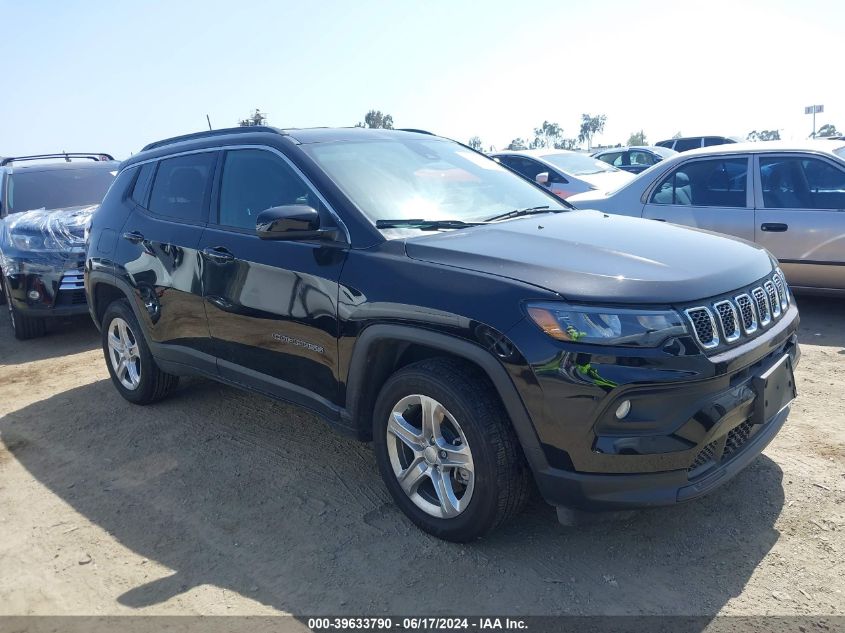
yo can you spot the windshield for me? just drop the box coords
[303,138,567,223]
[539,152,618,176]
[8,167,116,214]
[835,147,845,160]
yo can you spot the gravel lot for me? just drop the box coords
[0,296,843,618]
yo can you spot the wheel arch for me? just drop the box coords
[87,273,143,330]
[343,324,549,475]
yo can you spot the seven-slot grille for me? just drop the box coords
[684,270,790,352]
[59,270,85,291]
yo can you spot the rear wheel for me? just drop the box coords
[373,358,530,542]
[3,277,46,340]
[101,300,178,404]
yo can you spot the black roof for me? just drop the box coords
[139,126,439,153]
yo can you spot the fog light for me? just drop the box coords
[615,400,631,419]
[27,290,41,301]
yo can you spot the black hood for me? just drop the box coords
[404,210,774,304]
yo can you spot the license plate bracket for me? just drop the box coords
[752,354,797,425]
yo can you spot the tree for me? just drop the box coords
[467,136,484,151]
[578,114,607,150]
[356,110,394,129]
[627,130,647,146]
[238,108,267,127]
[817,123,840,138]
[506,138,528,150]
[747,129,781,141]
[530,121,563,149]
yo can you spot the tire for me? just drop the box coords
[3,277,46,340]
[373,358,530,542]
[101,299,178,404]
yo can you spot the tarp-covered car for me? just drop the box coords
[0,154,117,339]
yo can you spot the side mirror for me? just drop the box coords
[255,205,337,241]
[535,172,550,186]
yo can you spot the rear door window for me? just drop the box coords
[759,156,845,209]
[130,163,156,206]
[147,152,217,223]
[650,158,748,207]
[628,150,655,167]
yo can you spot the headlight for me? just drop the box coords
[9,231,63,252]
[526,302,687,347]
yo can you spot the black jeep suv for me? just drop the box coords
[85,127,799,541]
[1,153,117,338]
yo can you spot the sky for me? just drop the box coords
[2,0,843,159]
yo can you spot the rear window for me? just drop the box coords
[834,148,845,160]
[539,152,617,176]
[674,138,702,152]
[148,152,217,222]
[7,167,116,214]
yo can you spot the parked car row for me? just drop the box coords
[2,127,805,542]
[568,140,845,295]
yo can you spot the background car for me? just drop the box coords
[0,153,117,338]
[568,140,845,294]
[490,149,634,199]
[655,136,740,152]
[592,145,678,174]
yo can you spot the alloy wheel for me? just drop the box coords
[107,317,142,390]
[386,394,475,518]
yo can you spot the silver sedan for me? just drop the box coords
[568,141,845,294]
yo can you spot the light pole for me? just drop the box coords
[805,104,824,138]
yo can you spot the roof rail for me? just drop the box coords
[140,126,285,152]
[0,153,115,166]
[397,128,436,136]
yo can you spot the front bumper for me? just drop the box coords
[534,400,790,511]
[506,301,800,513]
[2,256,89,318]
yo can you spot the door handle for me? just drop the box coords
[652,218,666,222]
[122,230,145,244]
[761,223,788,232]
[202,246,235,263]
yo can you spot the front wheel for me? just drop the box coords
[3,277,46,340]
[373,358,530,542]
[101,300,178,404]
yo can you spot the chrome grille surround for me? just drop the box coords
[713,300,741,343]
[772,269,789,310]
[764,281,781,318]
[751,286,772,327]
[682,271,790,353]
[684,306,720,349]
[734,293,758,335]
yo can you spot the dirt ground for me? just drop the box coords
[0,296,843,618]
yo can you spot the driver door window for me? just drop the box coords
[218,149,326,230]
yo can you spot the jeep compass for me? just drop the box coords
[85,127,799,541]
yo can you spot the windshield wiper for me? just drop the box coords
[375,218,486,230]
[485,206,556,222]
